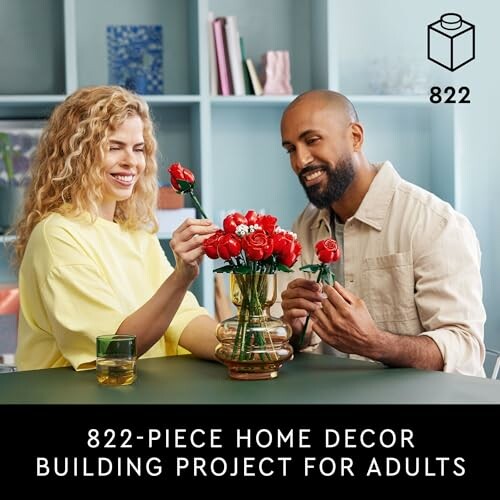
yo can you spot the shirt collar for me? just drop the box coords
[308,161,400,232]
[352,161,401,231]
[311,207,331,231]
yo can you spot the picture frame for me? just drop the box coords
[0,120,45,185]
[107,25,164,95]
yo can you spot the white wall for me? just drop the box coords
[333,0,500,359]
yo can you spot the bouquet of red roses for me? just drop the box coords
[203,210,301,363]
[203,210,301,274]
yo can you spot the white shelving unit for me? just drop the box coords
[0,0,457,314]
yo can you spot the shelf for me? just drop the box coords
[0,0,65,95]
[0,0,461,318]
[73,0,199,95]
[210,95,431,107]
[0,95,66,106]
[211,95,295,107]
[0,95,203,106]
[348,95,430,105]
[0,95,66,119]
[144,95,201,105]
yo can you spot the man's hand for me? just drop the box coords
[281,278,324,343]
[311,281,382,358]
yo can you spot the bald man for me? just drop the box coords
[279,90,485,376]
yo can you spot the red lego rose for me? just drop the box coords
[315,238,341,264]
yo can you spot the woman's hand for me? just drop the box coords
[170,218,218,286]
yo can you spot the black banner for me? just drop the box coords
[2,404,497,489]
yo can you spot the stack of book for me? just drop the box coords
[208,13,263,96]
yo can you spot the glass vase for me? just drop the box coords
[215,273,293,380]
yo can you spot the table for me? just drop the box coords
[1,353,499,404]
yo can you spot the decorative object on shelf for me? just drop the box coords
[107,25,163,95]
[261,50,293,95]
[203,210,301,380]
[157,185,184,209]
[167,163,207,218]
[368,57,429,95]
[298,238,341,347]
[0,122,42,234]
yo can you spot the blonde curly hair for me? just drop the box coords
[14,85,159,266]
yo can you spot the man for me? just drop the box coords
[279,90,485,376]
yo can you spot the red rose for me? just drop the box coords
[168,162,195,192]
[217,233,241,260]
[280,242,302,267]
[202,230,224,259]
[245,210,259,226]
[273,233,301,267]
[315,238,341,263]
[257,214,278,234]
[242,230,273,261]
[223,212,247,233]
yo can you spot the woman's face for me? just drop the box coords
[99,115,146,220]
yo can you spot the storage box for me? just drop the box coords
[157,186,184,209]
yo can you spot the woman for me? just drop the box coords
[14,85,219,370]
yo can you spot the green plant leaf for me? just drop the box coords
[213,264,234,273]
[277,263,294,273]
[320,270,336,286]
[177,179,194,192]
[233,266,252,274]
[299,264,321,273]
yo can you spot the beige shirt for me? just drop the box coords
[277,161,486,377]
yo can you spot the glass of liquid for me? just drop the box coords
[96,335,137,386]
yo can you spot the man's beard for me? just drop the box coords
[300,157,355,209]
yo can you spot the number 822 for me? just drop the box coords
[429,86,471,104]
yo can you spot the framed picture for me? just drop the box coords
[0,120,45,185]
[107,25,164,95]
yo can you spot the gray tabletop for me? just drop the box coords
[1,353,499,404]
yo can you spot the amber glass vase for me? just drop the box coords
[215,273,293,380]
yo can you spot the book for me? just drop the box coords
[239,36,253,95]
[207,12,218,96]
[224,16,245,96]
[245,58,263,96]
[212,18,233,95]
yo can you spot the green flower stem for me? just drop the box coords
[298,264,325,348]
[231,272,274,362]
[188,189,208,219]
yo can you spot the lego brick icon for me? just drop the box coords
[427,13,475,71]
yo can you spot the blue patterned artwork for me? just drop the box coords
[106,25,163,95]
